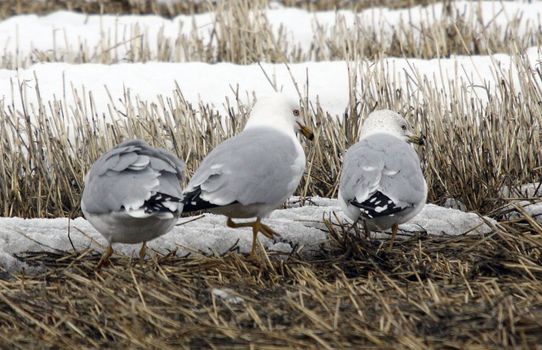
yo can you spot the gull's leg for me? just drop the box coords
[226,217,260,257]
[226,218,274,258]
[96,244,113,269]
[363,220,371,239]
[249,219,261,259]
[387,223,398,251]
[139,242,147,264]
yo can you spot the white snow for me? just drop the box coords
[212,288,245,304]
[501,182,542,199]
[517,202,542,221]
[501,182,542,224]
[0,61,350,120]
[0,2,540,64]
[0,198,494,272]
[0,1,538,122]
[0,46,537,122]
[503,200,542,226]
[399,204,494,236]
[442,198,468,211]
[0,3,538,123]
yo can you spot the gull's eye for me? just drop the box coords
[293,109,300,117]
[401,125,407,131]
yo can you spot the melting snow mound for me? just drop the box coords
[0,198,494,272]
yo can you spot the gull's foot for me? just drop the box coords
[138,242,147,265]
[96,245,113,270]
[386,223,398,252]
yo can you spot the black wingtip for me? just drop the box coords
[181,187,221,213]
[143,192,183,215]
[350,191,405,219]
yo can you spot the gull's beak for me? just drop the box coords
[297,122,314,141]
[407,133,425,146]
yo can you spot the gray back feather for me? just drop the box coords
[82,139,184,215]
[185,127,301,206]
[339,133,425,207]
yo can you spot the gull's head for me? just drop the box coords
[245,93,314,140]
[360,109,424,145]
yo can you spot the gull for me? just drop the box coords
[182,93,314,258]
[81,139,184,266]
[338,110,426,249]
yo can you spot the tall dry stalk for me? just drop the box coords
[1,46,541,217]
[0,1,541,68]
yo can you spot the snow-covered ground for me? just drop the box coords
[500,183,542,223]
[0,1,539,119]
[0,1,539,61]
[0,47,536,120]
[0,198,494,272]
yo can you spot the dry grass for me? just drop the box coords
[1,50,541,218]
[1,210,541,348]
[0,0,211,18]
[1,0,541,68]
[0,0,437,19]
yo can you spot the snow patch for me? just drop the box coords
[442,198,468,211]
[500,182,542,224]
[0,47,536,124]
[212,288,245,304]
[501,182,542,199]
[0,198,495,272]
[0,2,540,62]
[400,204,494,236]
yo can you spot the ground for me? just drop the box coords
[1,216,541,348]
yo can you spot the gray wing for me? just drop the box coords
[182,127,303,211]
[339,133,426,218]
[81,139,185,217]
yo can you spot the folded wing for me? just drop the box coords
[340,133,425,219]
[82,140,185,219]
[182,128,303,212]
